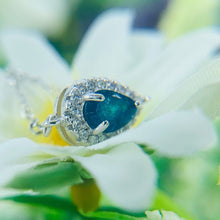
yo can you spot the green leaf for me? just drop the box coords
[6,161,89,191]
[83,210,184,220]
[0,192,184,220]
[138,144,155,155]
[83,210,142,220]
[1,194,76,212]
[151,190,196,220]
[0,193,86,220]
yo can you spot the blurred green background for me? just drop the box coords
[1,0,220,219]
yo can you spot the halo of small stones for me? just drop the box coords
[61,78,145,145]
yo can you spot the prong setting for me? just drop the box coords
[83,93,105,102]
[135,100,141,107]
[93,120,109,135]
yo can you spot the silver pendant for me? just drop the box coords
[6,69,148,146]
[54,78,147,146]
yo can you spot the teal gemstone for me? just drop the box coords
[83,90,137,133]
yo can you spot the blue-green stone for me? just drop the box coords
[83,90,137,133]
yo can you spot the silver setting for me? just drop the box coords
[55,78,147,146]
[135,100,141,107]
[93,120,110,135]
[83,93,105,102]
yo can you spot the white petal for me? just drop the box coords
[0,73,25,142]
[140,109,217,157]
[85,109,217,157]
[0,70,55,142]
[33,109,216,158]
[0,29,71,88]
[0,109,214,189]
[0,138,92,186]
[2,110,215,159]
[74,143,157,211]
[181,82,220,120]
[146,210,184,220]
[0,138,39,168]
[0,163,38,186]
[131,28,220,108]
[148,58,220,119]
[0,138,42,185]
[73,9,134,78]
[0,0,72,38]
[73,9,164,83]
[0,138,157,211]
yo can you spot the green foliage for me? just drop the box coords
[159,0,220,39]
[152,145,220,220]
[151,190,195,220]
[139,144,155,155]
[1,194,76,212]
[6,161,91,192]
[83,210,142,220]
[214,117,220,143]
[0,193,83,220]
[84,209,184,219]
[0,192,183,220]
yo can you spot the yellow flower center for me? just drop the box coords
[23,95,68,146]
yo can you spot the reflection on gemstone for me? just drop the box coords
[83,90,137,133]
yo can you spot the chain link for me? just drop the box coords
[6,68,61,137]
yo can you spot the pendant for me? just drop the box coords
[54,78,147,146]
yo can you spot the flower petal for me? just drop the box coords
[0,0,72,38]
[140,109,217,157]
[1,110,215,160]
[0,70,55,142]
[0,29,71,88]
[181,82,220,120]
[0,138,41,168]
[74,143,157,211]
[145,210,184,220]
[73,9,164,83]
[18,109,215,158]
[0,73,26,142]
[73,9,134,78]
[131,28,220,108]
[0,138,157,211]
[86,109,217,157]
[148,58,220,119]
[0,138,41,185]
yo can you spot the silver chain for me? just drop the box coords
[6,68,61,137]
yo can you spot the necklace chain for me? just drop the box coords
[6,68,61,136]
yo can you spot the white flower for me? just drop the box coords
[0,9,219,212]
[0,0,73,38]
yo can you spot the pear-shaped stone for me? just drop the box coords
[83,90,137,133]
